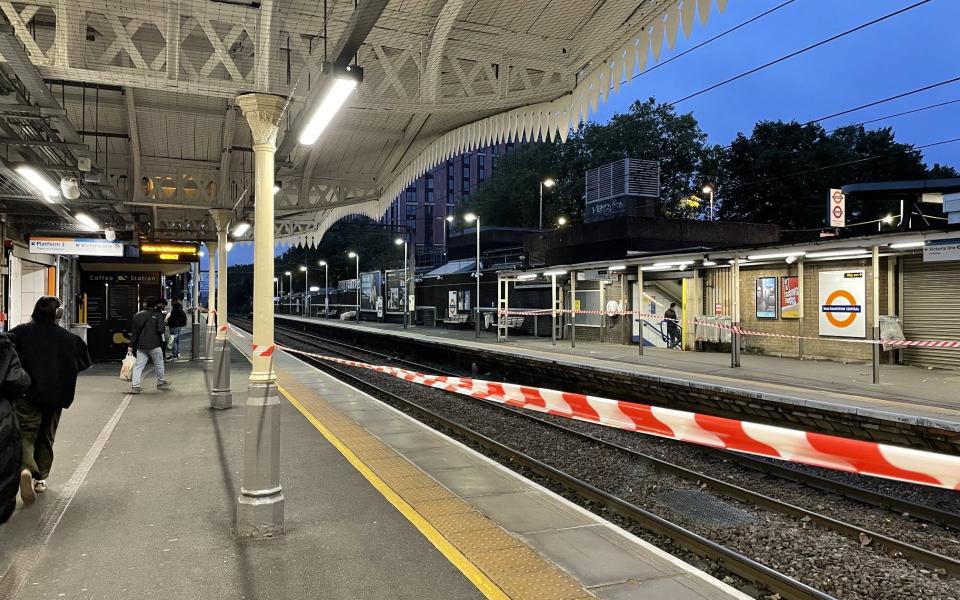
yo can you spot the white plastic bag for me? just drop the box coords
[120,351,135,381]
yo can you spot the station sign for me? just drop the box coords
[818,270,865,338]
[139,242,199,261]
[923,238,960,263]
[828,189,845,228]
[29,236,123,257]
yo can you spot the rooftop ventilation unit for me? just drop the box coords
[584,158,660,222]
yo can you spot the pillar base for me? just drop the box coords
[236,379,284,539]
[237,492,285,539]
[210,339,232,409]
[190,323,203,361]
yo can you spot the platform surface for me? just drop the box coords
[1,334,749,600]
[277,314,960,432]
[0,353,483,600]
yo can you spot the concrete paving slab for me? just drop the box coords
[469,490,597,534]
[427,464,530,498]
[520,525,680,588]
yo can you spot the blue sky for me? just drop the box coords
[226,0,958,267]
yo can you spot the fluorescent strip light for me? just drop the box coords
[747,251,806,260]
[805,248,868,258]
[728,259,750,265]
[16,165,59,201]
[299,77,359,145]
[74,212,99,231]
[226,241,234,252]
[516,274,537,281]
[608,265,627,271]
[232,221,251,237]
[542,270,568,277]
[702,260,717,266]
[889,241,925,249]
[641,265,672,272]
[653,260,694,267]
[814,253,871,261]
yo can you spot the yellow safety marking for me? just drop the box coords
[279,385,511,600]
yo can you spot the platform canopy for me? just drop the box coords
[0,0,725,244]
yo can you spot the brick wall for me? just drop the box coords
[736,258,889,362]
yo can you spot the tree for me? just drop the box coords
[717,123,935,229]
[465,98,717,225]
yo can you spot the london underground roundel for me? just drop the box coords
[818,270,866,338]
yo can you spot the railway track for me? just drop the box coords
[234,319,960,599]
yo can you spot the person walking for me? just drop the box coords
[10,297,90,505]
[129,297,171,394]
[0,333,31,522]
[166,298,188,361]
[663,302,682,350]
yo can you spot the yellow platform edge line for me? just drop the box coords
[278,385,511,600]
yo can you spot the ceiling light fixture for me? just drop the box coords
[16,165,59,201]
[747,251,806,260]
[74,212,99,231]
[806,248,868,258]
[889,241,926,249]
[232,221,251,237]
[299,64,363,145]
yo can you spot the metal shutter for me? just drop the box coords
[902,257,960,369]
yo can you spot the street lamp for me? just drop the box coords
[299,265,309,316]
[702,184,715,221]
[464,212,481,338]
[348,251,359,322]
[539,178,556,231]
[318,260,329,318]
[284,271,293,313]
[557,216,567,227]
[274,277,279,307]
[395,237,409,329]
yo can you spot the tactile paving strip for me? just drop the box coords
[653,489,758,528]
[277,369,595,600]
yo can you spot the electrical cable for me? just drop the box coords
[667,0,934,106]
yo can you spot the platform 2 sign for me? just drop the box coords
[30,236,123,256]
[818,270,865,338]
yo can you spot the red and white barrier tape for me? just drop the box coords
[227,325,958,491]
[499,308,960,349]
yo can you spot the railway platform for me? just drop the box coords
[0,338,748,600]
[275,315,960,454]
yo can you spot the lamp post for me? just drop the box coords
[444,215,454,259]
[348,251,359,322]
[319,260,329,318]
[273,277,279,309]
[284,271,292,314]
[557,216,567,227]
[395,237,409,329]
[465,213,481,337]
[299,265,308,316]
[539,178,556,231]
[702,184,715,221]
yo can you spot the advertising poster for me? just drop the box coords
[780,276,800,319]
[755,277,778,319]
[818,270,866,338]
[448,291,457,318]
[385,269,404,312]
[359,271,382,311]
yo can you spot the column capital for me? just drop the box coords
[236,93,288,147]
[209,208,233,232]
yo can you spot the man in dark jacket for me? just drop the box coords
[166,298,188,360]
[0,333,31,523]
[10,296,89,505]
[664,302,681,350]
[129,297,170,394]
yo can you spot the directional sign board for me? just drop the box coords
[829,188,845,228]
